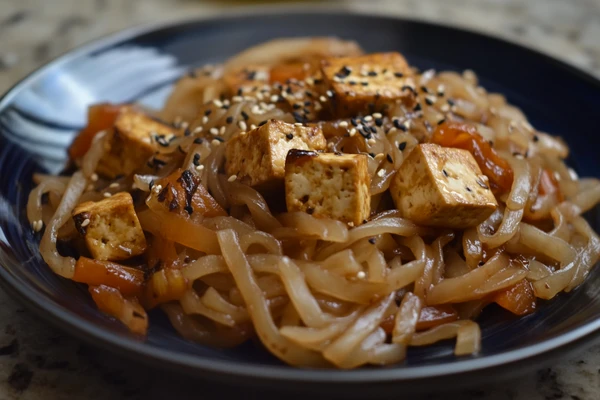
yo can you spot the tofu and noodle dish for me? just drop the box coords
[28,37,600,368]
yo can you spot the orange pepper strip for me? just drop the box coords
[73,257,145,297]
[493,279,537,316]
[68,103,123,159]
[431,121,514,194]
[89,285,148,335]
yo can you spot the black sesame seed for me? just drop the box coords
[292,112,304,123]
[214,137,225,142]
[286,133,294,140]
[306,207,314,215]
[442,169,448,177]
[204,109,212,116]
[193,138,204,144]
[184,205,193,215]
[193,153,201,166]
[466,187,472,192]
[226,116,234,124]
[314,78,323,84]
[413,103,422,112]
[368,71,377,77]
[241,111,249,121]
[447,98,455,106]
[338,65,352,77]
[350,118,359,127]
[221,104,230,110]
[425,97,435,106]
[258,120,268,126]
[386,154,393,163]
[237,88,243,96]
[361,81,369,86]
[305,91,313,97]
[533,135,539,142]
[293,103,302,110]
[399,142,407,151]
[437,118,446,125]
[368,237,376,244]
[421,86,430,93]
[369,152,376,158]
[304,100,312,106]
[393,119,403,130]
[178,145,186,154]
[394,72,404,78]
[247,71,257,80]
[149,180,155,190]
[375,118,383,127]
[370,126,377,134]
[479,261,485,266]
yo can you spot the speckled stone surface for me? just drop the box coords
[0,0,600,399]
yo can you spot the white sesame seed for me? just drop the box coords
[81,218,90,227]
[219,126,226,135]
[377,169,385,177]
[228,175,237,182]
[347,221,354,227]
[238,121,247,131]
[250,124,257,130]
[349,128,357,137]
[202,116,209,124]
[402,120,412,130]
[363,115,373,122]
[223,99,230,106]
[180,122,189,130]
[314,102,322,111]
[211,139,221,146]
[90,173,98,182]
[339,121,349,128]
[375,153,385,161]
[193,126,203,134]
[333,76,341,82]
[103,192,112,198]
[256,93,264,101]
[109,182,119,189]
[153,184,163,194]
[294,122,303,127]
[269,95,278,103]
[210,127,219,136]
[440,104,450,112]
[437,84,445,95]
[319,95,327,103]
[232,96,243,103]
[357,271,366,279]
[213,99,223,108]
[372,113,383,119]
[326,90,334,97]
[368,138,377,145]
[142,137,151,143]
[195,164,205,171]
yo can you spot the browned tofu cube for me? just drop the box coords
[285,150,371,225]
[390,144,497,229]
[73,192,147,261]
[225,119,326,188]
[321,52,415,117]
[145,168,226,222]
[96,109,180,178]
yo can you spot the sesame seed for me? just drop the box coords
[339,121,349,128]
[211,139,221,146]
[357,271,366,279]
[238,121,247,130]
[319,95,327,103]
[219,126,226,135]
[372,113,382,119]
[210,127,219,136]
[386,154,393,163]
[103,192,112,198]
[347,221,354,227]
[109,182,119,189]
[533,135,539,142]
[326,90,334,97]
[90,173,98,182]
[213,99,223,108]
[425,95,436,105]
[402,120,411,131]
[250,124,257,130]
[377,169,385,177]
[286,133,294,140]
[363,115,373,122]
[193,153,201,166]
[437,118,446,125]
[195,164,205,171]
[349,128,357,137]
[442,169,448,177]
[368,138,376,145]
[202,116,209,124]
[226,116,234,124]
[413,103,422,112]
[241,111,249,120]
[394,72,404,78]
[232,96,243,103]
[466,187,472,192]
[81,218,90,227]
[437,84,445,96]
[228,175,237,182]
[398,142,407,151]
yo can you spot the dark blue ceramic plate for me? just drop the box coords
[1,9,600,396]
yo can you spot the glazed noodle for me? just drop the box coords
[28,37,600,368]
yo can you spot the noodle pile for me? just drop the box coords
[27,37,600,369]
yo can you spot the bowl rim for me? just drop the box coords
[2,5,600,384]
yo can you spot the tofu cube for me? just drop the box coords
[146,168,226,222]
[97,109,180,178]
[321,52,416,117]
[73,192,147,261]
[285,150,371,225]
[225,119,326,188]
[390,144,497,229]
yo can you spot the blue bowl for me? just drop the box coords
[1,9,600,396]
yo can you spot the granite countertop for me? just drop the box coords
[1,0,600,399]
